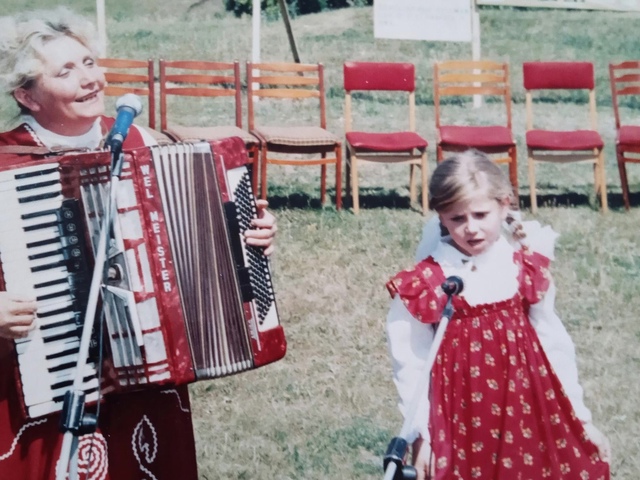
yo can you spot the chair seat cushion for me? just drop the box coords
[618,125,640,147]
[142,126,173,145]
[165,125,258,144]
[439,125,513,148]
[252,126,339,146]
[526,129,603,150]
[345,131,428,152]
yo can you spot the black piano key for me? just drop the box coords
[26,237,60,249]
[34,277,69,289]
[37,288,72,302]
[52,383,98,404]
[14,167,58,180]
[42,328,80,344]
[38,304,75,318]
[16,179,59,192]
[46,346,80,360]
[49,361,77,373]
[18,190,60,204]
[39,318,75,331]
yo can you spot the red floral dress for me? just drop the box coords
[387,249,610,480]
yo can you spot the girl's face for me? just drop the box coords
[438,190,509,257]
[14,35,106,135]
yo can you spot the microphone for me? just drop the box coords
[442,276,464,296]
[105,93,142,156]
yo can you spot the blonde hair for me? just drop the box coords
[0,7,101,97]
[429,149,513,212]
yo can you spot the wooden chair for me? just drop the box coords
[159,59,260,193]
[247,62,342,209]
[434,60,517,197]
[98,57,170,144]
[343,61,428,214]
[609,61,640,210]
[524,61,607,213]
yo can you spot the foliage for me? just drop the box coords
[224,0,372,18]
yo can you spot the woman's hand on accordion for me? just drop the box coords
[245,199,277,256]
[0,292,37,340]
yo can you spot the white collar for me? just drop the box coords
[432,235,515,270]
[21,116,103,150]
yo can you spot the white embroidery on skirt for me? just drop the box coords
[76,432,109,480]
[0,417,48,461]
[160,388,189,413]
[132,415,158,480]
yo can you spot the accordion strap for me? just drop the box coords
[0,145,92,156]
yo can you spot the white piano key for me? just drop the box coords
[27,390,99,419]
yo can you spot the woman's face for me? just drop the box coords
[16,35,106,135]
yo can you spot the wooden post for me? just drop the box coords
[96,0,107,56]
[277,0,301,63]
[471,0,482,107]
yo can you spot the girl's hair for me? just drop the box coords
[429,149,514,212]
[0,7,101,104]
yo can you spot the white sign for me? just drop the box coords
[374,0,472,42]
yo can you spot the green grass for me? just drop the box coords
[2,2,640,478]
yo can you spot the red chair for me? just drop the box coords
[434,60,517,197]
[343,62,428,214]
[609,61,640,210]
[523,61,608,213]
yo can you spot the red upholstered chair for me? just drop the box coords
[159,60,260,193]
[343,61,428,214]
[433,60,517,197]
[98,57,171,144]
[247,62,342,209]
[609,61,640,210]
[523,61,608,213]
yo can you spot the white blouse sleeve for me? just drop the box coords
[386,296,434,442]
[529,281,592,424]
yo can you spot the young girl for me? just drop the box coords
[386,150,610,480]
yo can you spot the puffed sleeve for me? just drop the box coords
[386,297,434,443]
[518,250,552,307]
[386,261,447,325]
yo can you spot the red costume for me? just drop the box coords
[387,249,610,480]
[0,118,198,480]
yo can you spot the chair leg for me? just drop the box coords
[351,154,360,214]
[528,150,538,214]
[345,149,352,208]
[260,144,269,200]
[597,150,608,213]
[436,144,444,162]
[248,143,259,196]
[335,143,343,210]
[320,159,327,205]
[617,147,631,211]
[508,146,519,201]
[409,164,417,204]
[421,150,429,215]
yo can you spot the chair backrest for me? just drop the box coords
[246,62,326,130]
[523,61,597,131]
[343,61,416,133]
[609,61,640,130]
[159,60,242,132]
[433,60,512,130]
[98,57,156,129]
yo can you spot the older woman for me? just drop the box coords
[0,7,276,480]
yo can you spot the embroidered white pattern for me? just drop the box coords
[76,433,109,480]
[160,388,190,413]
[132,415,158,480]
[0,418,48,461]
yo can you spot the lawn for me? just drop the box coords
[1,2,639,478]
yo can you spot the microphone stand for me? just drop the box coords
[382,277,463,480]
[55,150,126,480]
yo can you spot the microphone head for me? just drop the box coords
[442,276,464,296]
[115,93,143,116]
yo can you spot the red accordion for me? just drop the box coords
[0,137,286,418]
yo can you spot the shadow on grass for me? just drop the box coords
[265,188,640,212]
